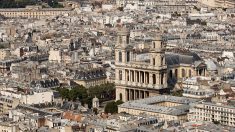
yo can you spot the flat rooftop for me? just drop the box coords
[119,95,199,116]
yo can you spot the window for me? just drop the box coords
[127,51,130,62]
[119,36,122,44]
[153,74,156,84]
[119,70,122,80]
[119,93,123,101]
[175,69,178,79]
[189,69,192,77]
[153,58,155,65]
[126,35,130,44]
[119,52,122,62]
[182,69,186,78]
[169,70,173,79]
[161,73,164,85]
[161,56,164,65]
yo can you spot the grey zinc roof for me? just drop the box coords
[165,52,201,66]
[204,59,217,71]
[165,54,192,65]
[119,95,199,116]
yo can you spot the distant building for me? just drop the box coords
[166,51,207,86]
[21,89,54,105]
[0,96,20,114]
[30,78,60,89]
[118,95,199,123]
[0,49,11,60]
[49,48,62,63]
[0,122,19,132]
[188,102,235,127]
[182,77,214,99]
[198,0,235,8]
[73,66,107,88]
[0,6,72,19]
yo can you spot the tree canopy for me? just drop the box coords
[104,100,123,114]
[56,83,115,108]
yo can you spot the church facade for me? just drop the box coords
[115,28,168,102]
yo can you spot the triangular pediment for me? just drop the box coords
[115,44,133,49]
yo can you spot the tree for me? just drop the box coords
[105,101,117,114]
[47,0,63,8]
[58,88,69,100]
[93,108,98,115]
[104,100,124,114]
[213,120,220,124]
[171,90,183,97]
[56,83,115,108]
[116,100,124,105]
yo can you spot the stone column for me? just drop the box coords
[129,70,131,82]
[149,73,153,84]
[139,71,142,83]
[129,89,131,101]
[115,69,119,80]
[122,51,126,63]
[134,71,136,82]
[122,70,125,82]
[156,73,160,85]
[145,91,149,98]
[134,90,136,100]
[164,73,167,85]
[135,90,139,99]
[126,89,129,101]
[131,90,134,100]
[130,52,133,61]
[140,90,144,99]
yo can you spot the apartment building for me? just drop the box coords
[188,102,235,127]
[0,5,73,19]
[0,96,20,114]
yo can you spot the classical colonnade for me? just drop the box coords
[116,69,166,85]
[125,89,149,101]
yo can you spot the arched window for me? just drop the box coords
[161,41,164,48]
[119,70,122,80]
[161,73,164,85]
[169,70,173,79]
[153,42,155,48]
[119,52,122,62]
[153,58,155,65]
[153,74,156,84]
[126,35,130,44]
[175,69,178,79]
[119,93,122,101]
[161,56,164,65]
[126,51,130,62]
[182,69,186,78]
[188,69,192,77]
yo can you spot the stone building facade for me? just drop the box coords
[115,28,168,102]
[188,102,235,127]
[0,6,72,19]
